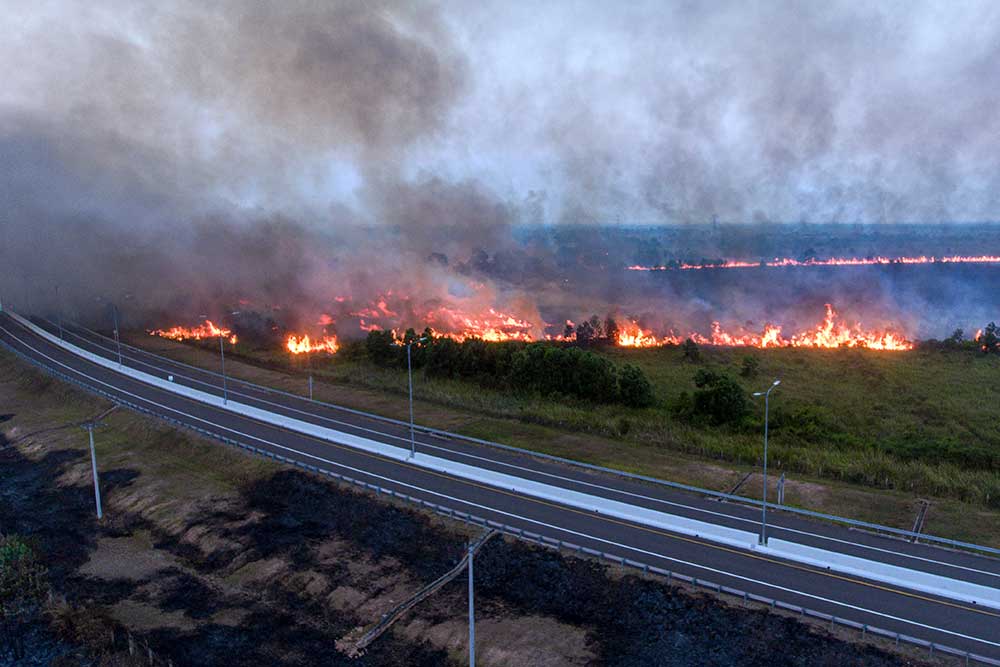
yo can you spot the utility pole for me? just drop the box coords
[468,541,475,667]
[83,422,103,520]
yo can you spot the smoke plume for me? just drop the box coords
[2,1,999,337]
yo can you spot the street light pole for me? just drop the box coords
[308,349,313,401]
[406,336,428,459]
[84,423,103,520]
[753,379,781,545]
[55,284,64,339]
[219,334,229,405]
[111,304,123,367]
[468,541,475,667]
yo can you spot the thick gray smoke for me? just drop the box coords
[2,1,999,336]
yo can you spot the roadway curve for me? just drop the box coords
[1,311,999,661]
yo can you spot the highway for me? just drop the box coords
[2,310,999,661]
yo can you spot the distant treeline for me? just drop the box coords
[365,329,655,408]
[919,322,1000,353]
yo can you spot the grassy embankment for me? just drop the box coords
[0,348,948,666]
[123,331,1000,546]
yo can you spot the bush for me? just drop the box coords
[978,322,1000,353]
[618,363,655,407]
[739,355,760,378]
[682,338,700,361]
[365,329,399,366]
[366,329,655,407]
[690,369,749,425]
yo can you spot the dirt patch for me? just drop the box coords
[79,533,180,580]
[401,614,595,667]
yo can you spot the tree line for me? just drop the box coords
[919,322,1000,354]
[365,328,656,407]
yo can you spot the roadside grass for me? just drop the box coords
[116,332,1000,547]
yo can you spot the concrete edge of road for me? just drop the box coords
[9,310,1000,613]
[2,331,1000,665]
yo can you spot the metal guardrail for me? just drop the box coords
[2,337,997,667]
[42,315,1000,559]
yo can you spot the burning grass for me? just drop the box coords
[613,304,913,351]
[628,253,1000,271]
[149,320,238,345]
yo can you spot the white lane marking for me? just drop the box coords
[46,322,1000,581]
[0,326,1000,647]
[5,326,998,653]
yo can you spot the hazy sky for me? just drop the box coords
[4,0,1000,227]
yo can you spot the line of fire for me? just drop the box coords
[150,302,921,354]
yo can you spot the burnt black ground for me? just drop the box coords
[0,445,454,666]
[472,538,928,667]
[1,434,929,666]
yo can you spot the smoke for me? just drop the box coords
[2,1,1000,335]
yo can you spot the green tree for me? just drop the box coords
[575,320,595,346]
[691,369,749,425]
[682,338,700,361]
[603,316,620,344]
[739,355,760,378]
[618,363,655,407]
[979,322,999,353]
[365,329,398,366]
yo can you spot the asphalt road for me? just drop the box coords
[3,311,999,661]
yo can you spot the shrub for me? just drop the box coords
[739,355,760,378]
[365,329,399,366]
[682,338,700,361]
[618,363,655,407]
[691,369,749,425]
[979,322,1000,353]
[0,535,48,660]
[365,329,655,407]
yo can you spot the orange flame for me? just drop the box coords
[627,254,1000,272]
[615,305,912,350]
[150,321,237,345]
[422,306,536,342]
[286,334,340,355]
